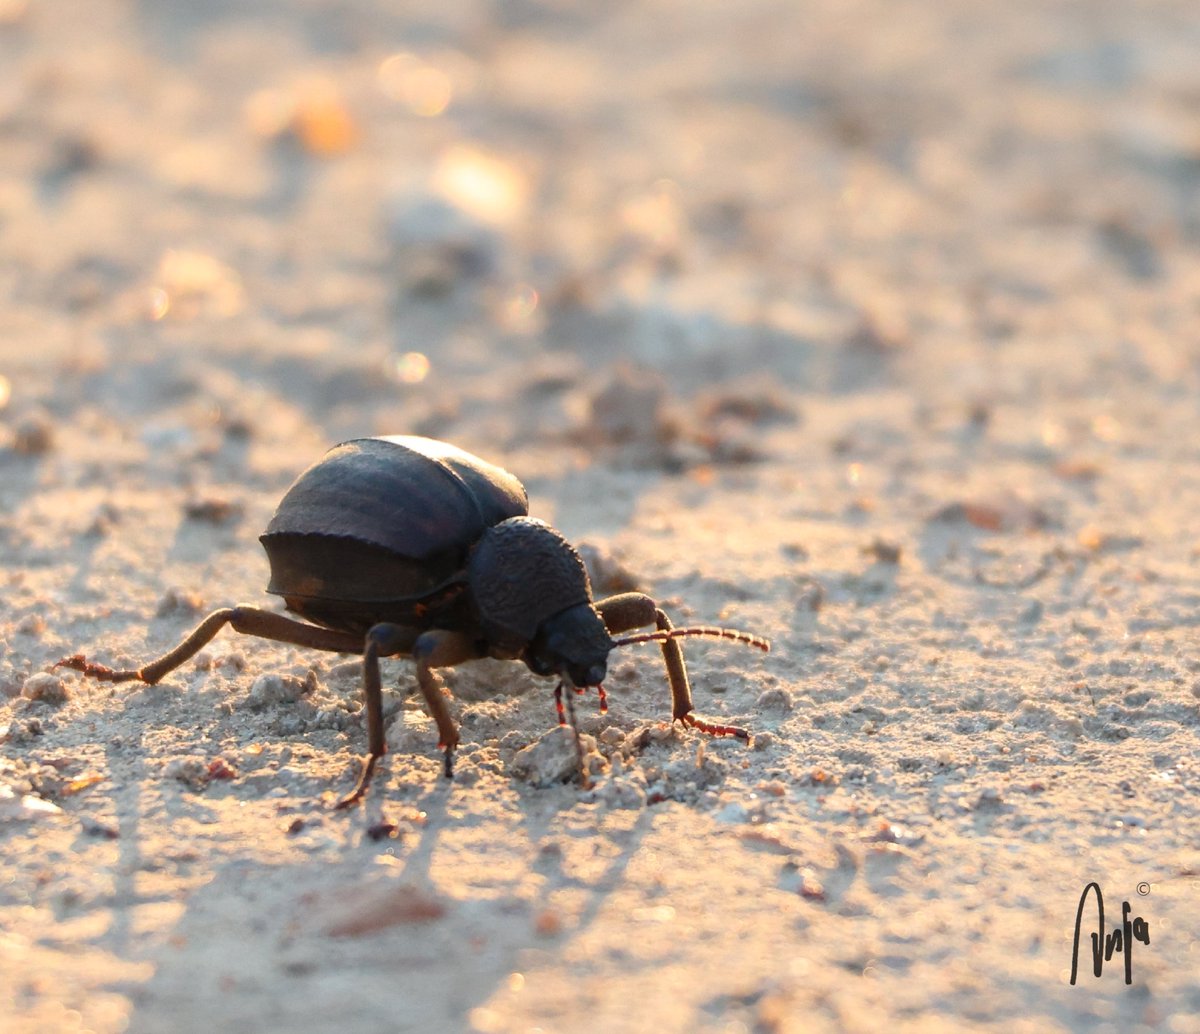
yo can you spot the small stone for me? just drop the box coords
[510,726,599,787]
[1019,599,1044,624]
[216,652,247,672]
[246,672,314,707]
[206,757,238,781]
[797,871,826,901]
[366,822,400,841]
[389,193,503,287]
[576,543,641,594]
[976,786,1004,809]
[1060,716,1084,737]
[756,687,794,713]
[156,587,205,616]
[863,538,902,564]
[15,614,45,637]
[585,365,677,447]
[184,497,243,524]
[12,410,55,455]
[82,818,120,839]
[534,908,563,937]
[752,731,776,751]
[22,672,69,704]
[1,670,24,698]
[794,579,825,612]
[0,785,62,822]
[3,717,43,742]
[162,757,211,788]
[715,801,750,824]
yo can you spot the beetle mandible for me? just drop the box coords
[57,436,769,807]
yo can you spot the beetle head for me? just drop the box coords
[469,518,609,677]
[524,602,613,687]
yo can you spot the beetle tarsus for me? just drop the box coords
[53,654,144,683]
[334,753,380,810]
[441,744,455,779]
[679,713,751,741]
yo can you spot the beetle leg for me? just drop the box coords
[595,593,691,717]
[594,592,749,741]
[411,629,483,778]
[55,607,362,685]
[334,622,422,810]
[340,625,482,808]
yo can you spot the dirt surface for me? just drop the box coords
[3,2,1200,1031]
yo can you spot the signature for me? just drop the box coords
[1070,882,1151,985]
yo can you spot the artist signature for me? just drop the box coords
[1070,882,1151,985]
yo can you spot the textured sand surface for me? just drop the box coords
[2,2,1199,1031]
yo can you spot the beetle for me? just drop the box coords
[57,435,769,807]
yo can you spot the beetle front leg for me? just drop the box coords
[595,592,749,741]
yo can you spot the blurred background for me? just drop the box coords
[4,0,1197,469]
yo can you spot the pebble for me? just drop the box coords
[510,726,598,787]
[0,785,62,823]
[12,410,55,455]
[246,671,318,707]
[756,687,794,713]
[22,672,69,704]
[162,756,211,787]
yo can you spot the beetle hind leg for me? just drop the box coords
[56,607,363,685]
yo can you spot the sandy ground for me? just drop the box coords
[3,1,1200,1031]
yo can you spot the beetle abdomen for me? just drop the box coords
[262,532,458,604]
[264,532,469,634]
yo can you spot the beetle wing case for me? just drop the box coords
[260,436,528,614]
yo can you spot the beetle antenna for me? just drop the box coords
[611,626,770,652]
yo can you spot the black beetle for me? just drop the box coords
[58,436,769,806]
